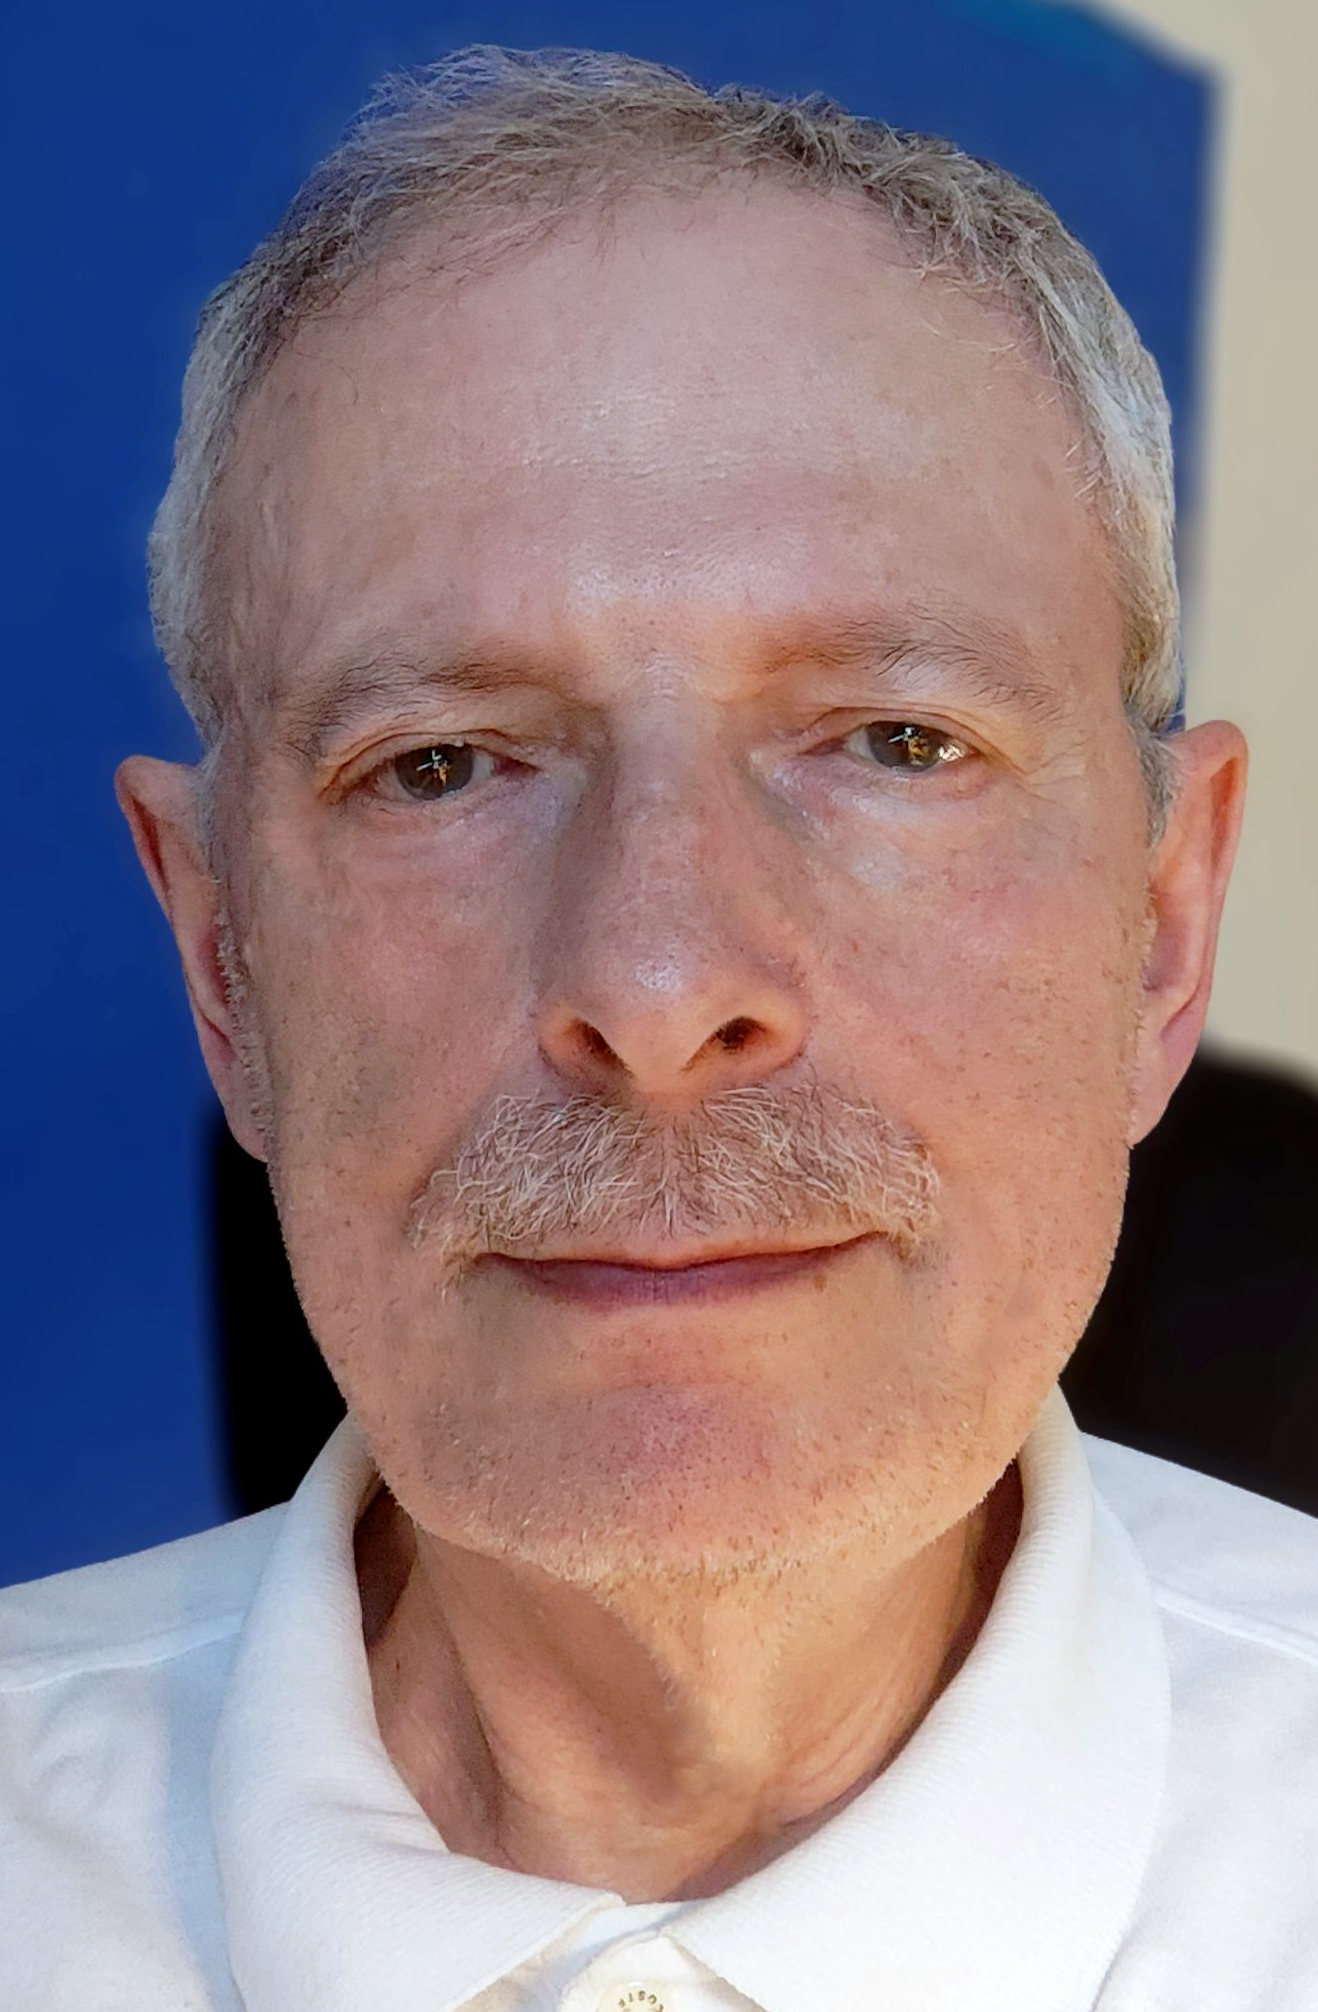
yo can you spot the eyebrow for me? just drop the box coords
[275,647,540,766]
[275,604,1072,767]
[772,610,1073,731]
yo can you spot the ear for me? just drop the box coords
[1126,720,1248,1145]
[115,755,268,1160]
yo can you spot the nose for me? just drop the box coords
[535,745,808,1104]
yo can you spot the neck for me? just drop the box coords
[358,1466,1021,1901]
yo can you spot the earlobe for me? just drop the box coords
[115,755,268,1160]
[1126,720,1248,1146]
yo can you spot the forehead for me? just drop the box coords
[220,183,1118,697]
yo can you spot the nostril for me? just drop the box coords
[580,1022,620,1064]
[713,1016,759,1053]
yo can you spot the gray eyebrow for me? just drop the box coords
[274,647,537,766]
[784,612,1075,730]
[275,605,1074,767]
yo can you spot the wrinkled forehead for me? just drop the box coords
[212,182,1116,725]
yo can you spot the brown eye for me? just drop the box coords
[849,722,968,772]
[389,743,481,801]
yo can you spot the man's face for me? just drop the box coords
[174,187,1168,1576]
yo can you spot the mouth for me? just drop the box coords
[487,1233,879,1309]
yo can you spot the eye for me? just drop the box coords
[843,721,970,773]
[377,742,497,803]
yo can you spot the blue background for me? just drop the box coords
[2,0,1211,1583]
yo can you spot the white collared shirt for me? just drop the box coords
[2,1389,1317,2011]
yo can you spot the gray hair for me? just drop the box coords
[149,44,1181,823]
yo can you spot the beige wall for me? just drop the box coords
[1077,0,1318,1079]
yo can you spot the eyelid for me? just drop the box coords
[334,734,500,804]
[784,695,974,742]
[837,714,977,752]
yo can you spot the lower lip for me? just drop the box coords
[491,1238,873,1310]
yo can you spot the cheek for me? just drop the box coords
[815,828,1146,1276]
[826,817,1142,1035]
[239,842,531,1203]
[240,872,518,1380]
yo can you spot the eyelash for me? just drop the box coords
[354,716,974,809]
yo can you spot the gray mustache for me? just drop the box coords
[406,1082,939,1266]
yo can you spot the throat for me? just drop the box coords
[355,1463,1021,1899]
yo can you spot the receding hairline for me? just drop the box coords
[208,171,1101,691]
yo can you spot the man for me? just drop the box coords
[2,43,1313,2011]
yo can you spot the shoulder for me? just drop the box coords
[0,1503,285,1694]
[1085,1435,1318,2001]
[0,1513,280,2011]
[1084,1430,1318,1667]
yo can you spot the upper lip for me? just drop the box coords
[495,1233,873,1271]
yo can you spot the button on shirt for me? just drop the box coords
[3,1388,1318,2010]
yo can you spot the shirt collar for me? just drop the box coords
[211,1388,1169,2012]
[210,1422,605,2012]
[675,1388,1171,2012]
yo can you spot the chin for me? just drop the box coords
[391,1378,1003,1588]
